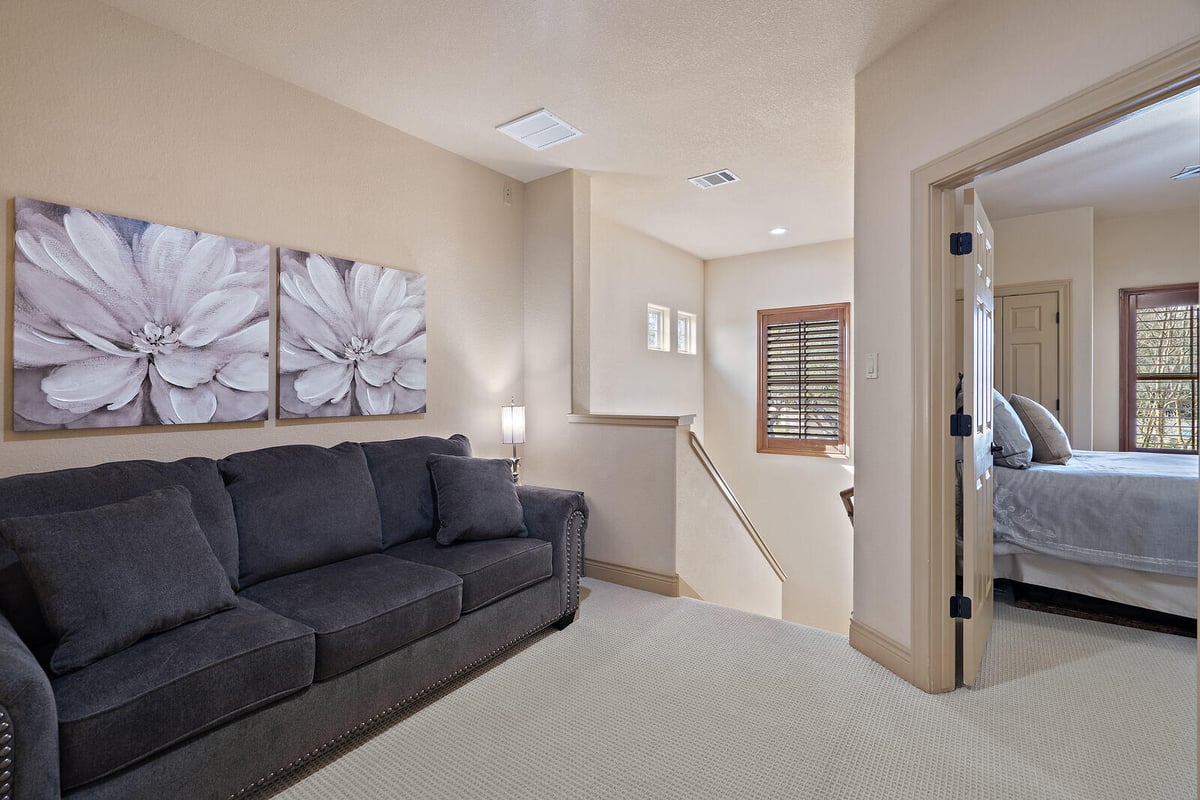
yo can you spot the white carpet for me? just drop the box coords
[266,579,1196,799]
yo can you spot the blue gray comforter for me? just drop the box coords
[993,450,1198,577]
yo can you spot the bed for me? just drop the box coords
[991,450,1198,618]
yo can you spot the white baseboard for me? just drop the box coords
[849,617,913,683]
[584,558,679,597]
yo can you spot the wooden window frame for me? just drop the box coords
[1118,282,1198,454]
[757,302,850,458]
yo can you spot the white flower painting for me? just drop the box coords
[13,198,270,431]
[278,249,426,418]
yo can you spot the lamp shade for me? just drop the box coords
[501,403,526,445]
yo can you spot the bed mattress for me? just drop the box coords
[993,450,1198,578]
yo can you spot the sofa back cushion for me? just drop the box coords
[0,457,239,660]
[220,442,382,587]
[361,434,472,548]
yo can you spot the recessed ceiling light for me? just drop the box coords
[768,227,788,235]
[1170,165,1200,180]
[496,108,583,151]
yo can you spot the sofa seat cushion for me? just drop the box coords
[239,554,462,681]
[52,599,314,791]
[385,537,552,614]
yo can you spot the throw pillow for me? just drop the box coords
[0,486,237,674]
[992,389,1033,469]
[1008,393,1072,465]
[428,455,528,546]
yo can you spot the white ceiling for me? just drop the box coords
[977,89,1200,222]
[101,0,954,260]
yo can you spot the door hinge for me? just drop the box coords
[950,595,973,619]
[1055,398,1060,411]
[950,413,972,437]
[1055,311,1060,324]
[949,232,973,256]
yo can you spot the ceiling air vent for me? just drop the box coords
[496,109,583,151]
[688,169,740,189]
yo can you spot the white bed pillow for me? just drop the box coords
[1009,393,1072,465]
[992,389,1033,469]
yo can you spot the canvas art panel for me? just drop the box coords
[12,198,270,431]
[278,248,427,418]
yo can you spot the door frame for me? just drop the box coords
[909,37,1200,694]
[956,280,1073,439]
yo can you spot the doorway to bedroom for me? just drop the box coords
[909,42,1200,694]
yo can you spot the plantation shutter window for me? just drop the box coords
[757,303,850,457]
[1119,283,1198,454]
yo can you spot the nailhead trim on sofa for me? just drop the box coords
[231,510,585,799]
[0,708,12,800]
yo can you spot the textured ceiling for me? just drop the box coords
[101,0,953,259]
[977,89,1200,222]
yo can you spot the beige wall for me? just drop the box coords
[854,0,1199,646]
[1093,209,1200,450]
[0,0,526,477]
[704,240,854,633]
[589,211,705,433]
[523,171,679,575]
[992,207,1095,447]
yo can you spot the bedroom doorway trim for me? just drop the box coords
[909,36,1200,694]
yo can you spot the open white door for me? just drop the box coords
[960,187,995,688]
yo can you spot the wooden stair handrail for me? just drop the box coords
[688,432,788,582]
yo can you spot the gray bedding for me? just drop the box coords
[993,450,1198,578]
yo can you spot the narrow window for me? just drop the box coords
[677,311,697,355]
[757,303,850,457]
[1119,283,1198,453]
[647,304,670,352]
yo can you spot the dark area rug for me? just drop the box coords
[997,579,1196,638]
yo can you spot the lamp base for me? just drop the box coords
[505,457,520,484]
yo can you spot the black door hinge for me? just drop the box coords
[950,595,973,619]
[1055,398,1060,411]
[950,232,973,256]
[950,413,972,437]
[1055,311,1060,324]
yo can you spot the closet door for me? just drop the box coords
[999,291,1059,416]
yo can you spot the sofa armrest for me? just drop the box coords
[516,486,587,618]
[0,614,58,800]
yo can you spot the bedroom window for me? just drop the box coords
[757,303,850,457]
[1119,283,1198,454]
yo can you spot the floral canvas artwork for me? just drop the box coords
[278,249,426,418]
[13,198,270,431]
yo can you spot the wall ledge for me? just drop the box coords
[567,413,695,428]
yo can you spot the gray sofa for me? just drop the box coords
[0,435,587,800]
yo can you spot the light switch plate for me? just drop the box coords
[866,352,879,379]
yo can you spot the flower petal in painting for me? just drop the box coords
[210,380,267,422]
[216,353,268,393]
[355,377,394,416]
[394,359,427,391]
[279,294,345,357]
[371,307,423,354]
[213,318,269,357]
[176,288,260,348]
[169,235,237,321]
[15,262,135,343]
[278,373,318,419]
[280,339,334,373]
[62,209,140,301]
[13,368,91,425]
[153,349,226,389]
[169,384,218,425]
[355,356,400,388]
[389,384,426,414]
[306,254,355,333]
[391,332,426,362]
[294,361,354,406]
[13,326,98,368]
[40,356,148,414]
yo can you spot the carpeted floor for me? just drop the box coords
[264,579,1196,800]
